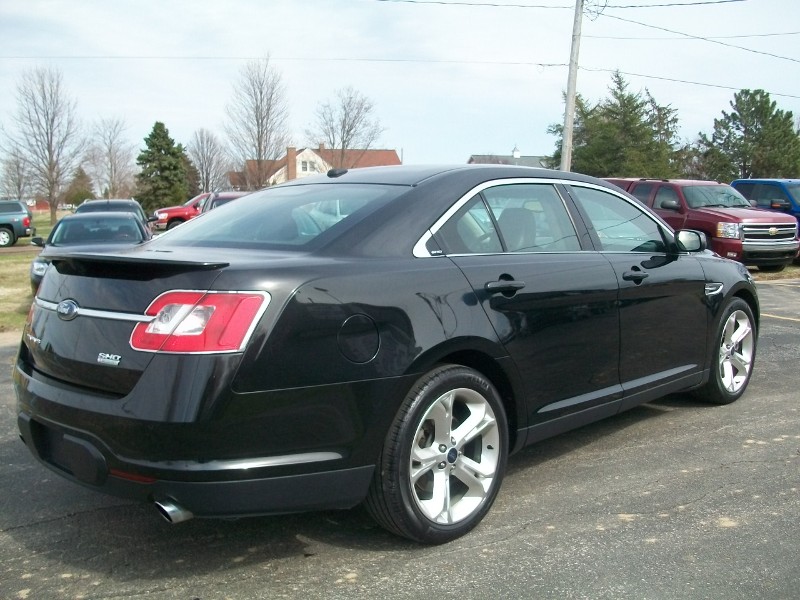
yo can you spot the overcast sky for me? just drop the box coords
[1,0,798,166]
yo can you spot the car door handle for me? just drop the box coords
[485,280,526,293]
[622,268,649,283]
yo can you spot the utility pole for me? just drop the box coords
[560,0,584,172]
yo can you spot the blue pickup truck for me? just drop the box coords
[0,200,35,247]
[731,179,800,220]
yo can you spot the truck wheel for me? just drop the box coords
[758,264,785,273]
[694,298,756,405]
[167,220,183,230]
[365,365,508,544]
[0,227,15,247]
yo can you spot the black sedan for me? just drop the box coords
[14,165,759,544]
[29,211,152,294]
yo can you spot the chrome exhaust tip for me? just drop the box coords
[154,499,194,524]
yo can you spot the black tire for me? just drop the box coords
[166,220,183,230]
[694,298,757,405]
[0,227,15,247]
[365,364,508,544]
[758,264,785,273]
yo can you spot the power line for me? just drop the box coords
[601,13,800,64]
[580,66,800,99]
[587,30,800,40]
[3,53,795,99]
[368,0,747,7]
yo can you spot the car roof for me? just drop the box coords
[605,177,727,186]
[279,164,606,188]
[732,178,800,184]
[77,199,139,206]
[59,211,141,222]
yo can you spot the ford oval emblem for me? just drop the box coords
[56,299,80,321]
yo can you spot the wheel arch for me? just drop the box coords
[406,340,526,454]
[731,286,760,333]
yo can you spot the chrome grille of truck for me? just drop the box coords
[742,223,798,243]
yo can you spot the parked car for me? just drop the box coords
[605,178,799,272]
[29,211,152,294]
[730,179,800,220]
[16,165,759,544]
[152,192,211,231]
[198,190,251,214]
[0,200,36,247]
[75,199,158,229]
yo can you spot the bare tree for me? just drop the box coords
[8,66,85,223]
[87,117,137,198]
[225,57,289,190]
[1,143,31,201]
[306,86,384,169]
[188,128,232,192]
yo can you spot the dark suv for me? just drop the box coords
[0,200,35,247]
[605,178,799,272]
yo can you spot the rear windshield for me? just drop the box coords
[152,183,406,250]
[50,217,144,245]
[77,202,138,214]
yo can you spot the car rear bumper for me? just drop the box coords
[17,411,374,517]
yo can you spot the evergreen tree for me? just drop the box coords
[62,166,95,206]
[135,122,188,212]
[695,89,800,181]
[548,72,682,178]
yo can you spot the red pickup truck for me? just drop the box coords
[605,178,799,272]
[153,192,211,231]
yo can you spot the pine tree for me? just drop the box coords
[63,167,95,206]
[548,72,682,178]
[696,89,800,181]
[135,122,188,212]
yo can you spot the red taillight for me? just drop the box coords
[23,216,31,227]
[130,290,269,353]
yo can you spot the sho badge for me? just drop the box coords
[97,352,122,366]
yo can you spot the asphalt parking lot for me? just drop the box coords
[0,280,798,600]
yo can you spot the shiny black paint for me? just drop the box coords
[14,165,760,521]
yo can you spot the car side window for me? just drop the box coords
[630,183,654,204]
[483,184,580,252]
[570,185,667,253]
[435,194,503,254]
[753,183,786,205]
[653,186,680,209]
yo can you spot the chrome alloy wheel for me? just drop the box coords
[409,387,500,524]
[717,309,755,394]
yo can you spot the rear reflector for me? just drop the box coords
[130,290,270,353]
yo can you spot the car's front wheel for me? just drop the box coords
[695,297,757,405]
[365,365,508,544]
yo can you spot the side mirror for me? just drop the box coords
[660,199,680,211]
[31,237,45,247]
[675,230,706,253]
[147,215,158,223]
[770,200,791,211]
